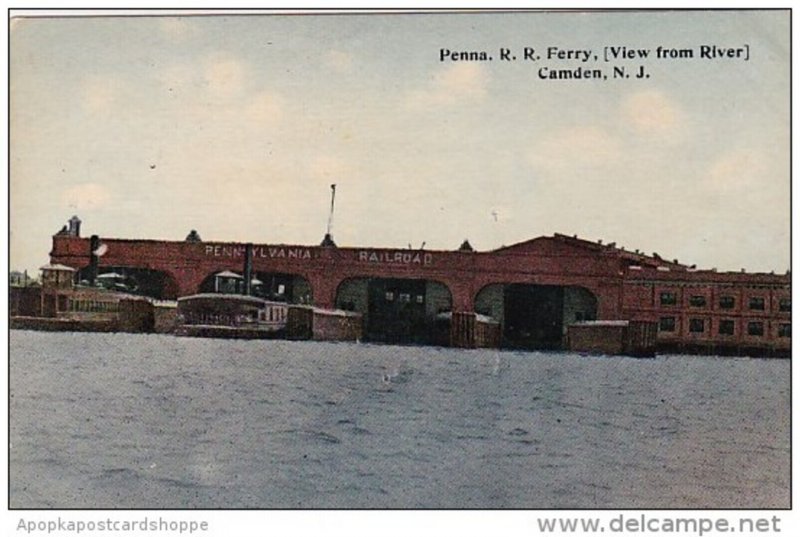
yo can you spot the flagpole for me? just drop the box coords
[321,184,338,247]
[327,184,336,236]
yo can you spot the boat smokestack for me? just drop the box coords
[243,243,253,296]
[88,234,99,285]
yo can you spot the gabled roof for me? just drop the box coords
[490,233,688,270]
[490,236,579,255]
[490,234,606,256]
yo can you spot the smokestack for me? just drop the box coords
[88,235,99,285]
[243,243,253,296]
[68,215,81,237]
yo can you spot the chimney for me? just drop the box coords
[68,215,81,237]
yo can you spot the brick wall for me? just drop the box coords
[311,309,363,342]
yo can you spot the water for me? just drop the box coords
[9,330,789,509]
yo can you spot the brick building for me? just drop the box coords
[46,219,790,355]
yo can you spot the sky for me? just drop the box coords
[9,10,790,274]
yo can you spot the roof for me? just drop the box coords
[177,293,265,304]
[215,270,243,279]
[39,263,76,272]
[96,272,125,279]
[491,233,689,271]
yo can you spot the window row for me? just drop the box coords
[384,292,425,304]
[660,292,790,312]
[658,317,790,337]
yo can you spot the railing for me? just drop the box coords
[182,303,288,328]
[67,298,120,313]
[259,305,288,324]
[151,299,178,308]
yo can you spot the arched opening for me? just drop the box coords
[77,266,180,300]
[336,277,452,344]
[197,271,313,304]
[563,286,598,325]
[475,284,598,350]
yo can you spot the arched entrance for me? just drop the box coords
[198,271,313,304]
[475,284,597,349]
[77,266,180,300]
[336,277,452,344]
[252,272,313,304]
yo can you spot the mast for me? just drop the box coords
[327,184,336,236]
[321,184,338,247]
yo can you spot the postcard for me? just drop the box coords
[7,8,791,525]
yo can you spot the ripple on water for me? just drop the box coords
[9,331,790,509]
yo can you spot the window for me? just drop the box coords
[385,291,394,302]
[779,323,791,338]
[689,318,705,333]
[416,295,425,304]
[689,295,707,307]
[399,293,411,303]
[719,296,735,309]
[779,298,791,312]
[659,317,676,332]
[747,321,764,336]
[718,319,735,335]
[660,291,677,306]
[749,297,765,310]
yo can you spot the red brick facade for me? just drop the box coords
[49,231,790,354]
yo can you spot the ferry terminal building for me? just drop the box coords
[47,218,790,355]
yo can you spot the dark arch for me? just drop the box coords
[474,283,505,321]
[77,265,180,300]
[197,270,313,304]
[562,286,598,324]
[474,282,598,349]
[160,272,180,300]
[336,276,453,344]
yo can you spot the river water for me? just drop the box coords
[9,330,789,509]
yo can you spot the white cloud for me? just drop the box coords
[81,76,121,114]
[704,149,767,191]
[152,58,285,136]
[621,90,684,137]
[407,63,489,108]
[246,91,284,124]
[204,56,247,99]
[158,18,196,42]
[61,183,112,211]
[325,50,354,73]
[529,126,622,171]
[156,63,196,94]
